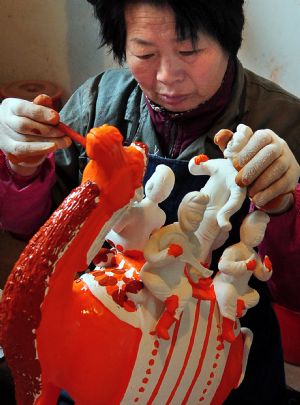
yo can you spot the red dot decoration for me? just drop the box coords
[135,337,160,399]
[199,331,222,402]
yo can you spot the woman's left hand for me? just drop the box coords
[215,124,300,214]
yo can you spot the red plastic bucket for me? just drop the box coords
[0,80,62,111]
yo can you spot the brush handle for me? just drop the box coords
[7,95,86,165]
[57,122,86,147]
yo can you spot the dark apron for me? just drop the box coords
[145,154,286,405]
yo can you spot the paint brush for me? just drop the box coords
[58,122,86,148]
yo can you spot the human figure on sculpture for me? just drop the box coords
[214,210,273,343]
[91,164,175,309]
[94,164,175,268]
[188,124,250,265]
[103,164,175,259]
[141,191,213,340]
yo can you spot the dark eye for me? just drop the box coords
[136,54,154,60]
[179,50,199,56]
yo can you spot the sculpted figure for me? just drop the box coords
[0,125,148,405]
[141,191,213,340]
[188,125,251,264]
[91,164,175,311]
[213,210,273,343]
[105,164,175,255]
[0,127,257,405]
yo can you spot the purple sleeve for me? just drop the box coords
[259,184,300,312]
[0,151,56,238]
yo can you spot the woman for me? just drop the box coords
[0,1,300,403]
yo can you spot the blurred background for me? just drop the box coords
[0,0,300,103]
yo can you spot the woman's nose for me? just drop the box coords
[156,56,184,84]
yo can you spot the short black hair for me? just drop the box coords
[87,0,245,64]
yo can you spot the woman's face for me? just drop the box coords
[125,3,229,112]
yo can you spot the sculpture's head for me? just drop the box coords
[82,125,148,210]
[178,191,209,233]
[240,211,270,247]
[145,164,175,204]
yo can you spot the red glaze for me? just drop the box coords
[263,255,272,271]
[58,122,86,147]
[210,333,244,404]
[0,124,247,405]
[37,281,142,404]
[91,251,144,311]
[246,259,257,271]
[194,154,209,165]
[168,243,183,257]
[0,181,99,404]
[0,125,147,405]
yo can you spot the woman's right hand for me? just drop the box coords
[0,95,72,175]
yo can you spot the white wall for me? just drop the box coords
[0,0,300,101]
[0,0,110,102]
[239,0,300,97]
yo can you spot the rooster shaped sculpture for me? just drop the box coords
[0,124,254,405]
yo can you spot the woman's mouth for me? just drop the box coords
[159,94,188,106]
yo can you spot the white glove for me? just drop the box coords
[215,124,300,214]
[0,96,71,175]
